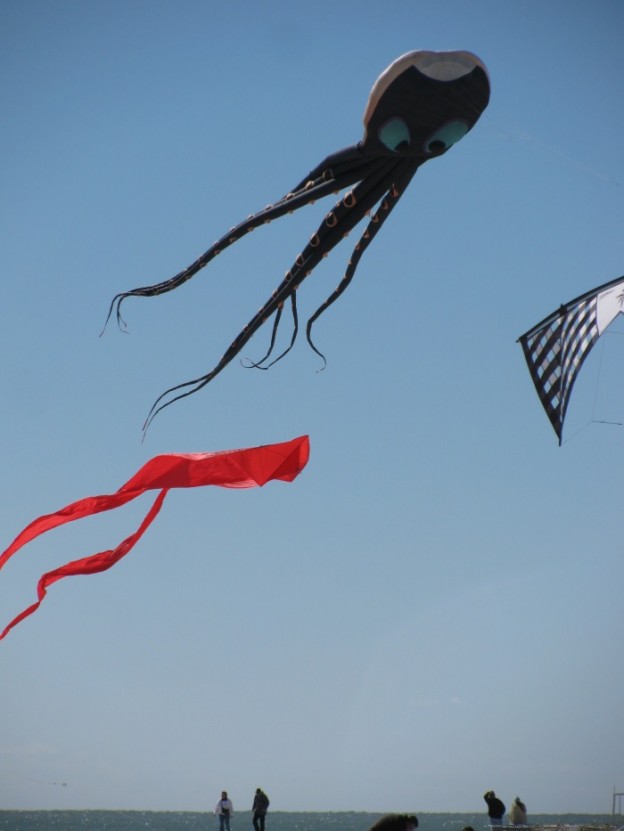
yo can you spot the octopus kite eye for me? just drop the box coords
[379,118,411,152]
[424,119,470,154]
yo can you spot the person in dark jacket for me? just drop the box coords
[252,788,270,831]
[484,791,506,825]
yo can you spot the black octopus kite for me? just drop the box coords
[106,50,490,429]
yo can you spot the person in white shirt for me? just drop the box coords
[509,797,527,825]
[215,791,234,831]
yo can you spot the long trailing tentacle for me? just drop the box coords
[242,157,403,369]
[241,305,284,369]
[254,293,299,369]
[241,294,298,369]
[141,271,300,435]
[141,159,404,433]
[103,149,386,332]
[305,159,420,365]
[240,304,284,368]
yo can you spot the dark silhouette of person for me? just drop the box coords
[368,814,419,831]
[484,791,506,825]
[252,788,270,831]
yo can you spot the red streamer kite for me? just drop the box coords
[0,435,309,640]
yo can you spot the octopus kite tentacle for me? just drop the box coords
[242,293,299,370]
[225,157,400,372]
[141,159,413,431]
[106,50,490,427]
[103,153,389,330]
[252,157,416,368]
[306,160,419,363]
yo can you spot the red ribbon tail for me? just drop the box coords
[0,489,168,641]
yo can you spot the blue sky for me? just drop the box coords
[1,0,623,816]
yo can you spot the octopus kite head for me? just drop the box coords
[362,50,490,159]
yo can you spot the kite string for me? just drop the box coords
[562,333,623,443]
[590,334,607,423]
[484,113,621,186]
[590,332,624,427]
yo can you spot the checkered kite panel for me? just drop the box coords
[519,275,624,444]
[520,299,599,443]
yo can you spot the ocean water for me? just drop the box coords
[0,811,619,831]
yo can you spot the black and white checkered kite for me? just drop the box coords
[519,275,624,443]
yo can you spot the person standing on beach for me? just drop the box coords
[252,788,270,831]
[484,791,506,825]
[509,797,527,825]
[215,791,234,831]
[368,814,419,831]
